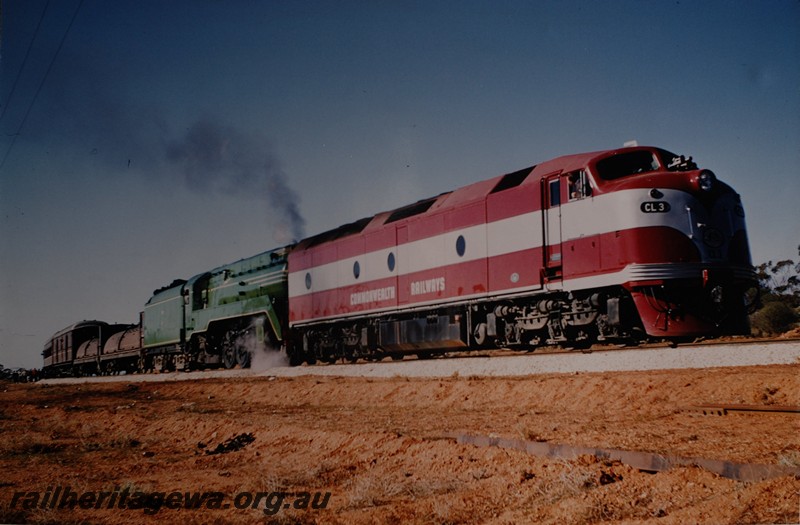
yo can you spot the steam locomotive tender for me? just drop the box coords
[42,146,757,374]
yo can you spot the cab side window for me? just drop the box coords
[567,170,591,201]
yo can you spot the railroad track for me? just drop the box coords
[687,404,800,416]
[38,338,800,384]
[436,336,800,360]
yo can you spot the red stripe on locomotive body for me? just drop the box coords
[488,248,544,292]
[406,212,445,243]
[365,225,397,252]
[290,249,314,272]
[334,235,365,263]
[444,202,486,230]
[306,243,335,268]
[289,293,312,323]
[564,227,702,278]
[487,185,538,221]
[291,276,399,322]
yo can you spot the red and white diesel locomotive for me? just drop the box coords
[287,145,756,364]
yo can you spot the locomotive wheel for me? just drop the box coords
[289,351,305,367]
[222,345,236,369]
[236,345,251,368]
[298,339,316,366]
[473,323,488,346]
[220,331,243,369]
[313,341,335,363]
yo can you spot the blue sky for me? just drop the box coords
[1,0,798,368]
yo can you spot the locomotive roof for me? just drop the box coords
[294,146,648,251]
[48,320,109,339]
[149,245,290,298]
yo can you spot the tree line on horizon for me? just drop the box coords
[751,244,800,335]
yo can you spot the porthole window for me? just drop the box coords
[456,235,466,257]
[305,272,312,290]
[353,261,361,279]
[387,252,396,272]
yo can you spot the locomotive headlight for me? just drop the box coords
[698,170,716,192]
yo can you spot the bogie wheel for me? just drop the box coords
[236,344,251,368]
[220,332,242,369]
[222,344,237,369]
[288,349,306,367]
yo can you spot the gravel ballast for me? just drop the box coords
[40,340,800,384]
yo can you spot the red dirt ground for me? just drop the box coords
[1,364,798,524]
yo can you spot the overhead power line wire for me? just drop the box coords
[0,0,84,172]
[0,0,52,123]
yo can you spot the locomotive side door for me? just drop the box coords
[542,172,563,281]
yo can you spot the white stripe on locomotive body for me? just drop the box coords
[562,189,746,260]
[288,187,746,314]
[145,272,286,307]
[562,261,756,294]
[487,212,543,261]
[206,273,286,295]
[403,223,488,273]
[561,188,690,240]
[144,292,183,308]
[288,214,541,299]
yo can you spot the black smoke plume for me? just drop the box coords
[165,119,306,243]
[10,44,306,244]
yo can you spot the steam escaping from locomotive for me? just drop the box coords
[165,119,306,243]
[229,328,290,372]
[249,341,290,371]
